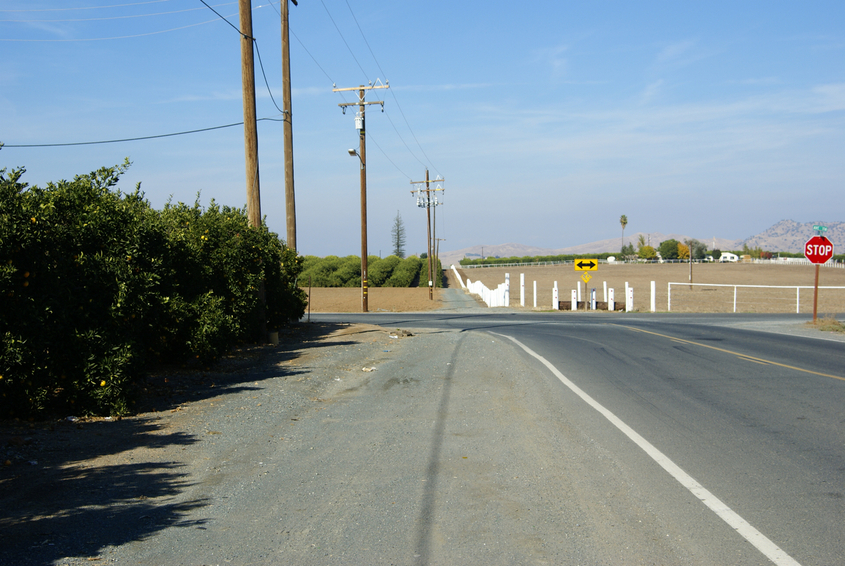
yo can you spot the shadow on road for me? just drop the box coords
[413,332,465,565]
[0,416,207,564]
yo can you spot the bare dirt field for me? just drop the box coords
[302,286,444,313]
[301,269,471,313]
[457,262,845,314]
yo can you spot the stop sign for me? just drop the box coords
[804,235,834,264]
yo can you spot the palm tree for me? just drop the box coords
[620,215,628,250]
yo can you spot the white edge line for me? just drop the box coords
[490,331,801,566]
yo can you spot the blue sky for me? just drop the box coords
[2,1,844,257]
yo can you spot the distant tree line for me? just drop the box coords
[459,253,617,266]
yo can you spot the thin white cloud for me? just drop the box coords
[731,77,782,86]
[639,79,664,105]
[655,39,697,64]
[649,38,717,74]
[533,44,569,79]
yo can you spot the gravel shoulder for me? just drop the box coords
[0,322,401,564]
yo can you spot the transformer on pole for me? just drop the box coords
[333,81,388,312]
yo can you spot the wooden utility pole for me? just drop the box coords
[239,0,267,341]
[435,238,446,260]
[239,0,260,228]
[410,173,445,299]
[333,82,388,313]
[281,0,296,249]
[425,170,433,299]
[357,87,368,312]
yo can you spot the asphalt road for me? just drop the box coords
[303,304,845,565]
[32,290,843,565]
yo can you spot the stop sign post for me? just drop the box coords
[804,235,835,321]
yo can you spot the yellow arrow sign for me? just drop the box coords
[574,259,598,271]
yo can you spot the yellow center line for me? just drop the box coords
[612,324,845,382]
[738,357,770,366]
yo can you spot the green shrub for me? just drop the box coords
[333,255,362,288]
[369,255,401,286]
[420,257,443,288]
[384,256,422,287]
[301,255,342,287]
[0,162,305,418]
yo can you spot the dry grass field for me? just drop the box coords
[457,262,845,314]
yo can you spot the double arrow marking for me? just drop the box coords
[574,259,598,271]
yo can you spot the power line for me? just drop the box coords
[268,1,432,180]
[0,0,172,12]
[2,116,285,148]
[199,0,243,36]
[1,2,237,23]
[200,1,286,116]
[253,39,286,115]
[0,13,239,41]
[266,1,337,87]
[342,0,441,177]
[367,132,412,181]
[318,0,369,82]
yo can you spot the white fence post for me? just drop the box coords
[571,289,577,311]
[651,281,656,312]
[609,288,615,311]
[590,288,596,310]
[505,273,510,307]
[553,281,559,310]
[667,282,672,311]
[533,281,537,308]
[520,273,525,307]
[519,273,525,307]
[626,286,634,312]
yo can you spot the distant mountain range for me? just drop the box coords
[439,220,842,266]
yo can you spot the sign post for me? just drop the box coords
[575,259,598,311]
[804,234,834,322]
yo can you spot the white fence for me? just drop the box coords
[455,264,511,307]
[466,275,510,307]
[667,282,845,313]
